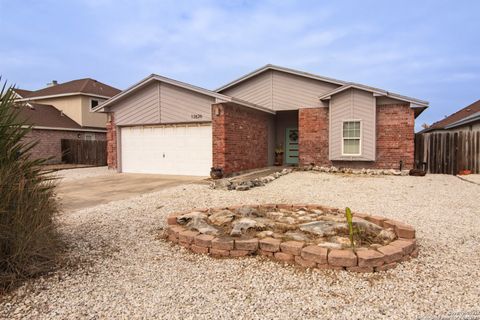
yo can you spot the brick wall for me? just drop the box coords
[374,104,415,169]
[298,108,330,166]
[23,129,106,164]
[212,102,272,175]
[298,104,415,170]
[106,114,117,169]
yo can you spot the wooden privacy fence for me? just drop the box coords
[61,139,107,166]
[415,131,480,174]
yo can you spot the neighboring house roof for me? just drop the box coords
[423,99,480,132]
[215,64,347,92]
[445,111,480,129]
[13,88,33,98]
[17,78,121,100]
[15,103,106,132]
[93,74,275,114]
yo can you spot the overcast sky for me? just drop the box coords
[1,0,479,130]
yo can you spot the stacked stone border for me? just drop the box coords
[165,204,418,273]
[212,166,411,191]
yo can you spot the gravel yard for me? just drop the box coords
[1,172,479,319]
[52,166,114,183]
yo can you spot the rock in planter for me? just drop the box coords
[208,210,235,226]
[230,218,259,236]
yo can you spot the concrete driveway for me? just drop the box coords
[57,172,208,211]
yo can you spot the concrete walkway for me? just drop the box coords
[57,172,208,211]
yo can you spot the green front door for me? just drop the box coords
[285,128,299,164]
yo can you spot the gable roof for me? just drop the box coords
[93,74,275,114]
[424,99,480,132]
[215,64,347,92]
[17,78,121,100]
[318,83,429,107]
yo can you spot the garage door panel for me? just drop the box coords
[120,125,212,176]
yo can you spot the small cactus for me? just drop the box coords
[345,207,355,248]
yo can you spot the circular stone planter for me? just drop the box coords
[165,204,418,273]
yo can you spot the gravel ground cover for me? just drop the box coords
[458,174,480,185]
[1,172,479,319]
[52,166,114,182]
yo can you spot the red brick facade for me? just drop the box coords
[298,108,330,166]
[298,104,415,170]
[23,129,106,164]
[106,114,117,169]
[212,102,273,175]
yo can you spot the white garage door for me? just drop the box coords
[120,124,212,176]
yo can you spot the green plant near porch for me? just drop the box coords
[0,81,61,292]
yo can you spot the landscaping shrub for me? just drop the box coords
[0,82,61,292]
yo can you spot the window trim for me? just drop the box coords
[90,98,100,110]
[341,120,362,156]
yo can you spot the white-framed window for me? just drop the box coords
[342,120,361,156]
[90,99,100,110]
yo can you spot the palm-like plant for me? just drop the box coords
[0,80,60,292]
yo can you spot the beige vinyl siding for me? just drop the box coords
[329,88,376,161]
[81,96,108,128]
[34,96,83,125]
[221,70,273,108]
[220,70,340,110]
[113,82,160,126]
[271,71,339,110]
[110,81,215,126]
[160,82,214,123]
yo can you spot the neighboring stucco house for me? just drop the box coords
[421,99,480,133]
[94,65,429,176]
[14,79,121,163]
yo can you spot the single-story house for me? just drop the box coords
[94,64,429,176]
[16,103,106,163]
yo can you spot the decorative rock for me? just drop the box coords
[208,210,235,226]
[176,211,207,225]
[259,238,281,252]
[235,238,259,251]
[211,238,234,250]
[328,249,357,267]
[230,218,258,236]
[284,231,310,241]
[256,230,274,238]
[280,241,304,255]
[237,206,256,217]
[376,229,397,243]
[356,249,385,267]
[301,246,328,264]
[235,185,250,191]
